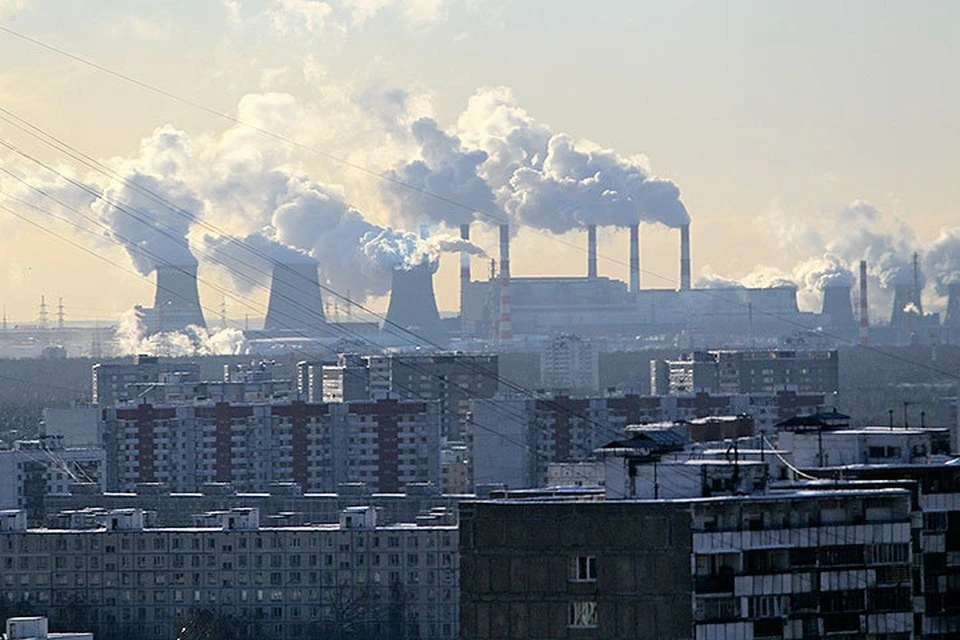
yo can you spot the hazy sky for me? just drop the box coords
[0,0,958,323]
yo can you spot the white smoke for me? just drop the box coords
[202,231,314,294]
[115,309,247,356]
[382,117,501,227]
[92,126,204,274]
[923,227,960,295]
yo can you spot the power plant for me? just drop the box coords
[116,220,960,351]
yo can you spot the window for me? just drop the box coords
[569,556,597,582]
[568,601,597,628]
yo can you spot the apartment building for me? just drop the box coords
[471,391,825,489]
[320,353,499,440]
[0,437,105,513]
[460,489,915,640]
[540,333,600,393]
[101,398,441,494]
[654,350,840,395]
[0,506,458,640]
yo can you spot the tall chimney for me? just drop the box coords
[587,225,598,279]
[459,224,471,333]
[679,223,691,291]
[629,224,640,293]
[859,260,869,345]
[912,252,924,315]
[264,260,326,334]
[498,224,512,343]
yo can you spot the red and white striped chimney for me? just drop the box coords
[587,224,598,279]
[679,223,691,291]
[859,259,869,346]
[498,224,512,342]
[629,224,640,293]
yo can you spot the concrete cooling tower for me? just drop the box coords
[889,283,919,330]
[263,261,326,334]
[138,264,207,335]
[384,264,446,346]
[945,283,960,328]
[821,285,856,330]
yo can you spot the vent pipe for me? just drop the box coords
[629,224,640,293]
[679,223,691,291]
[498,224,512,342]
[859,260,869,345]
[587,225,598,279]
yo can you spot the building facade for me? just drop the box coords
[0,506,458,640]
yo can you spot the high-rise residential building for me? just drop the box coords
[540,333,600,393]
[654,350,840,395]
[92,355,201,405]
[100,398,441,494]
[320,353,499,439]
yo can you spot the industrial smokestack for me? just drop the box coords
[499,224,512,342]
[945,283,960,327]
[263,261,326,334]
[821,284,856,332]
[384,264,446,346]
[148,263,206,333]
[629,224,640,293]
[859,260,869,345]
[460,223,471,334]
[679,223,691,291]
[587,224,598,279]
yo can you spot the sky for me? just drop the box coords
[0,0,959,324]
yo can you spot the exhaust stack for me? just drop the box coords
[629,224,640,293]
[679,223,691,291]
[263,260,326,333]
[499,224,512,343]
[587,225,598,279]
[859,260,869,345]
[460,224,471,334]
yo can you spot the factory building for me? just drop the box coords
[0,506,458,640]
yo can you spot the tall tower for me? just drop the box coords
[587,224,598,279]
[629,224,640,293]
[38,295,48,329]
[679,223,691,291]
[498,224,512,343]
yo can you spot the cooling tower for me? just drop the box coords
[821,285,856,329]
[945,283,960,327]
[384,264,446,345]
[587,225,598,279]
[498,224,512,342]
[629,224,640,293]
[263,261,326,334]
[150,263,206,332]
[889,283,916,329]
[679,223,691,291]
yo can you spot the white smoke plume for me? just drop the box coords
[382,117,501,226]
[92,126,204,274]
[115,309,247,356]
[202,231,315,294]
[923,227,960,295]
[451,87,689,232]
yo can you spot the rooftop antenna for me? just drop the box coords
[38,295,48,329]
